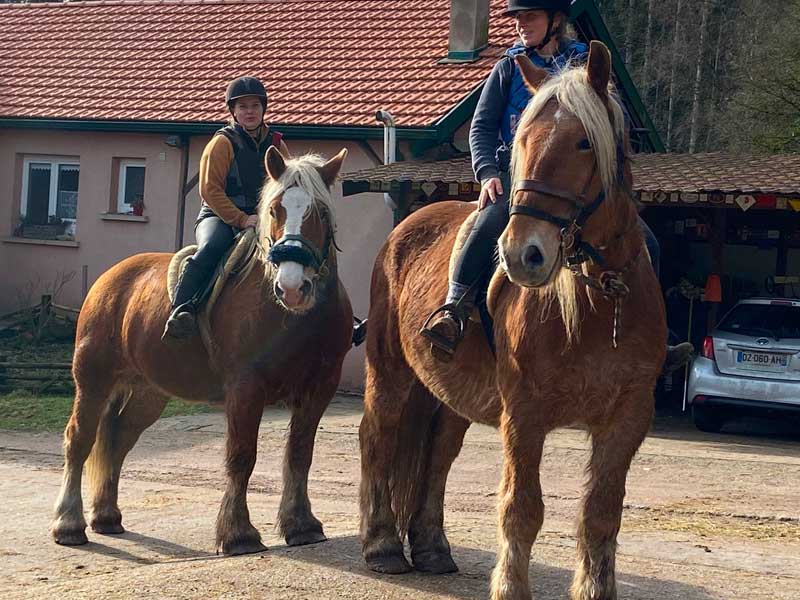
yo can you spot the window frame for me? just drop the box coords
[19,155,80,224]
[116,159,146,214]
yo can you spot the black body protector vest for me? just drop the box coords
[198,124,282,221]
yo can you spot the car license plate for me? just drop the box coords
[736,351,788,372]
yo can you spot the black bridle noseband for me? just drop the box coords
[266,202,337,275]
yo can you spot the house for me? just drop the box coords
[0,0,658,390]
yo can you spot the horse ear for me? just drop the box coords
[317,148,348,188]
[587,40,612,99]
[515,54,549,93]
[265,145,287,181]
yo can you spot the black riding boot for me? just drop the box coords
[161,259,210,343]
[420,281,476,362]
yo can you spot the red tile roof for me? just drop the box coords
[0,0,516,127]
[342,153,800,195]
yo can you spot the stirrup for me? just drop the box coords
[419,303,467,355]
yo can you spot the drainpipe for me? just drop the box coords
[166,134,191,250]
[375,110,397,210]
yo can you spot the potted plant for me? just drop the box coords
[131,194,145,216]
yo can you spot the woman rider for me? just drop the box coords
[421,0,693,371]
[162,76,290,343]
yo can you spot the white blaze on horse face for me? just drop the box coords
[276,186,313,301]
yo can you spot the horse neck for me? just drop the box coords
[588,186,643,275]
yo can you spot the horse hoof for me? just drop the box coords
[218,538,268,556]
[365,551,413,574]
[53,529,88,546]
[285,530,327,547]
[412,550,459,574]
[91,521,125,535]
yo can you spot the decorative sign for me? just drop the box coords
[460,182,472,194]
[756,194,776,209]
[473,183,482,192]
[680,193,699,204]
[448,183,460,196]
[790,199,800,212]
[421,182,438,198]
[654,190,669,203]
[735,195,756,211]
[777,198,788,210]
[411,182,421,191]
[369,181,381,192]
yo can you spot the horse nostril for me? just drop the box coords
[274,283,284,298]
[522,245,544,269]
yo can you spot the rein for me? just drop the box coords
[509,147,640,348]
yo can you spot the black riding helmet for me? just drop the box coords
[505,0,571,51]
[504,0,571,16]
[225,76,268,115]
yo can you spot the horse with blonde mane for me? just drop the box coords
[359,42,666,600]
[51,147,353,555]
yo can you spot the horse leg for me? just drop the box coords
[408,403,470,574]
[50,377,115,545]
[276,377,336,547]
[359,358,416,574]
[570,398,652,600]
[89,387,169,534]
[490,412,546,600]
[216,377,267,555]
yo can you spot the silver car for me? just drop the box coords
[687,298,800,432]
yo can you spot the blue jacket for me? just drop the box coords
[469,40,589,183]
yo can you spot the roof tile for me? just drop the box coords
[0,0,516,127]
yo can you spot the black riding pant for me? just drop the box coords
[192,216,239,273]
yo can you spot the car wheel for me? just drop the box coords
[692,404,725,433]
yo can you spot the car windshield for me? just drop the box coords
[717,303,800,340]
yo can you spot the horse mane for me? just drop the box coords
[509,64,627,345]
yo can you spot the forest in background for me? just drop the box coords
[597,0,799,153]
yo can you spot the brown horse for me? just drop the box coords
[50,147,353,555]
[359,42,666,600]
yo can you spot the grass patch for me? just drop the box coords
[0,390,219,432]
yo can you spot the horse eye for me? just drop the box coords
[578,138,592,151]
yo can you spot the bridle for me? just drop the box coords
[266,195,339,277]
[508,141,640,348]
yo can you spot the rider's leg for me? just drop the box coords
[638,216,693,372]
[162,217,236,342]
[421,174,510,358]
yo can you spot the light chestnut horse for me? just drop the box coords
[359,42,666,600]
[51,147,353,555]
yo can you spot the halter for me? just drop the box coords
[510,160,608,270]
[509,142,638,348]
[266,196,337,276]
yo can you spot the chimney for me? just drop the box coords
[444,0,490,63]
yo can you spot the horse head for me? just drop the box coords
[499,41,635,291]
[259,146,347,313]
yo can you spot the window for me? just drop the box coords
[19,157,79,239]
[117,160,146,214]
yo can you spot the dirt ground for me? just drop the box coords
[1,395,799,599]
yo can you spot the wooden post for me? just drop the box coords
[707,208,726,331]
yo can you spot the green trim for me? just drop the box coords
[411,81,484,157]
[0,118,440,141]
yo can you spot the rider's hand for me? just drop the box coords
[478,177,504,211]
[242,214,259,229]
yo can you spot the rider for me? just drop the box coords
[162,76,290,343]
[421,0,693,371]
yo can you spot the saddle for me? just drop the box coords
[166,229,259,359]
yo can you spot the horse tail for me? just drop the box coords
[85,389,127,501]
[389,380,440,540]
